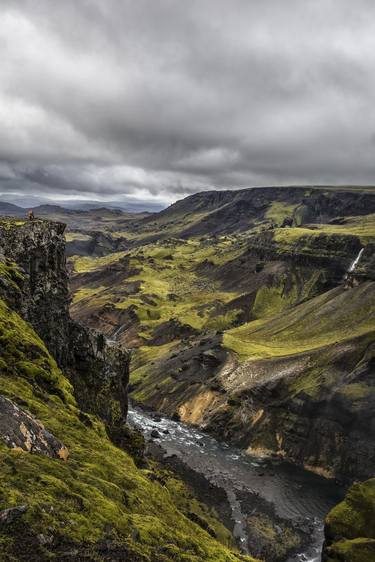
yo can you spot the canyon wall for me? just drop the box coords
[0,218,129,427]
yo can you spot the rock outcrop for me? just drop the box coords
[68,323,129,425]
[0,395,68,460]
[322,478,375,561]
[0,219,69,365]
[0,218,129,428]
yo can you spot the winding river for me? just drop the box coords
[128,405,343,562]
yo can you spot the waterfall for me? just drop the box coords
[106,324,124,345]
[348,248,364,272]
[112,324,124,339]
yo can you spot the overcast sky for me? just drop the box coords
[1,1,375,209]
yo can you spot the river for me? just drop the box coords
[128,405,344,562]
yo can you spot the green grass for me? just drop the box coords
[71,237,244,337]
[0,260,24,292]
[72,286,108,304]
[0,296,256,561]
[131,343,178,385]
[313,214,375,244]
[272,213,375,246]
[252,282,298,319]
[224,282,375,361]
[325,479,375,562]
[265,202,297,225]
[65,232,92,242]
[326,479,375,540]
[273,226,324,246]
[71,251,128,273]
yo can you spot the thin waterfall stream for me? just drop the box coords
[348,247,364,272]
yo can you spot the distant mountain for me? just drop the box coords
[0,200,151,219]
[64,200,161,213]
[126,185,375,243]
[0,198,163,213]
[0,201,25,216]
[0,201,151,251]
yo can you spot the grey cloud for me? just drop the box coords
[1,0,375,209]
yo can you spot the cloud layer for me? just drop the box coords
[1,0,375,208]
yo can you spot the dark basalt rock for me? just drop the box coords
[66,230,130,258]
[68,325,129,424]
[0,219,130,434]
[0,219,70,366]
[0,395,68,460]
[149,318,199,345]
[0,505,28,526]
[145,186,375,239]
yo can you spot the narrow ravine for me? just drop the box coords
[129,405,344,562]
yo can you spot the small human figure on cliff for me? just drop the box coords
[28,209,35,221]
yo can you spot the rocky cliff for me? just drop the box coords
[0,218,70,365]
[0,218,129,428]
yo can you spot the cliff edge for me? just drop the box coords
[0,218,129,429]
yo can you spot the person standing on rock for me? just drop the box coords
[28,209,35,221]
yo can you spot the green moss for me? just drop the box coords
[0,297,256,561]
[0,261,24,293]
[71,251,128,273]
[326,479,375,541]
[72,286,107,304]
[326,538,375,562]
[315,213,375,244]
[0,219,28,231]
[338,383,374,401]
[71,237,243,338]
[265,202,297,225]
[161,471,233,547]
[206,310,242,331]
[246,513,300,559]
[324,480,375,560]
[252,279,298,319]
[0,299,74,404]
[224,282,375,361]
[273,227,321,246]
[65,232,92,242]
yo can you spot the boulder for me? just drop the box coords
[0,395,68,460]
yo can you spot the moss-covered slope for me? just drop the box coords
[0,296,255,561]
[323,479,375,562]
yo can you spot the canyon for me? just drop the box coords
[0,218,252,561]
[0,185,374,561]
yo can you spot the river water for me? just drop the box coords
[128,406,343,562]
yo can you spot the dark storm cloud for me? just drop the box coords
[1,0,375,208]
